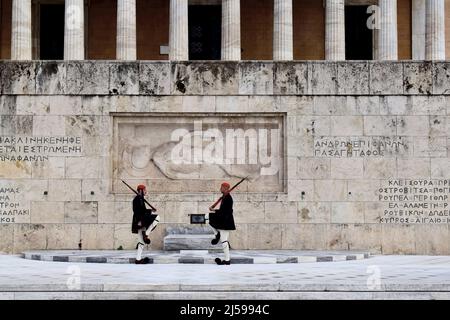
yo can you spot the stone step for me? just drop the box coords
[180,250,210,255]
[21,250,372,264]
[164,234,219,251]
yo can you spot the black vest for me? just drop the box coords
[209,193,236,231]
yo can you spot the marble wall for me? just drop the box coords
[0,60,449,254]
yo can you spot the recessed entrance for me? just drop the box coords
[345,5,373,60]
[188,5,221,60]
[39,4,65,60]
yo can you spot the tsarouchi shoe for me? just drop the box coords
[135,257,151,264]
[215,258,230,265]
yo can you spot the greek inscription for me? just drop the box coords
[314,136,408,158]
[0,187,29,224]
[379,179,450,224]
[0,136,83,162]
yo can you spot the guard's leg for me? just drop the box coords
[209,221,221,245]
[209,222,219,236]
[207,213,219,235]
[145,215,160,237]
[220,230,230,262]
[136,227,145,261]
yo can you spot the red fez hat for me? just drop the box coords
[137,184,146,191]
[221,182,230,189]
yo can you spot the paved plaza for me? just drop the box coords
[0,253,449,300]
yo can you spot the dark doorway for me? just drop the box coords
[345,6,373,60]
[188,5,221,60]
[40,4,65,60]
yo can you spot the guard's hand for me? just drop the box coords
[153,208,157,213]
[209,206,214,212]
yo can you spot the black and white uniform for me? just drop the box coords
[132,194,159,261]
[209,193,235,261]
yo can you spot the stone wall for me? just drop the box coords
[0,60,449,255]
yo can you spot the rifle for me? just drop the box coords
[210,176,248,210]
[121,180,157,212]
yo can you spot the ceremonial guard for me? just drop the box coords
[209,182,236,265]
[132,184,160,264]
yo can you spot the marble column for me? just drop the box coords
[273,0,293,60]
[64,0,85,60]
[325,0,345,61]
[169,0,189,61]
[11,0,32,60]
[117,0,137,60]
[425,0,445,60]
[222,0,241,61]
[412,0,425,60]
[378,0,398,60]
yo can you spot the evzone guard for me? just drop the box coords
[123,181,160,264]
[208,178,246,265]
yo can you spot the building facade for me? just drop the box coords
[1,0,450,61]
[0,0,450,254]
